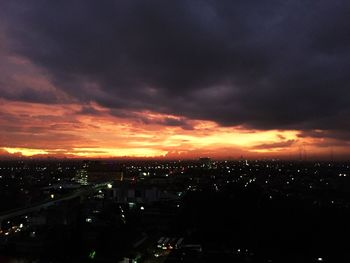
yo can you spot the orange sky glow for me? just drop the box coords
[0,99,346,160]
[1,2,350,161]
[0,43,348,160]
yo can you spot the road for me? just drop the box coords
[0,182,112,226]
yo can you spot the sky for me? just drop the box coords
[0,0,349,159]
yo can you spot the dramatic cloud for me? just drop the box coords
[252,140,295,151]
[0,99,305,158]
[0,0,349,158]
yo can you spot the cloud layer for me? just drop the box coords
[0,0,350,158]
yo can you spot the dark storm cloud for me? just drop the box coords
[141,116,194,130]
[109,108,194,129]
[0,87,60,104]
[1,0,350,136]
[252,139,295,150]
[78,105,103,116]
[299,130,350,142]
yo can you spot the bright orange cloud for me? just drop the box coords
[0,99,349,160]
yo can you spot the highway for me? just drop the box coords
[0,182,112,226]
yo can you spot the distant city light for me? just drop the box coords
[88,250,96,260]
[30,231,36,238]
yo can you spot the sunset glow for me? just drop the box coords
[0,99,345,159]
[0,0,349,160]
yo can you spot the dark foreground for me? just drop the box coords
[0,159,349,262]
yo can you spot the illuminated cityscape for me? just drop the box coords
[0,159,350,262]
